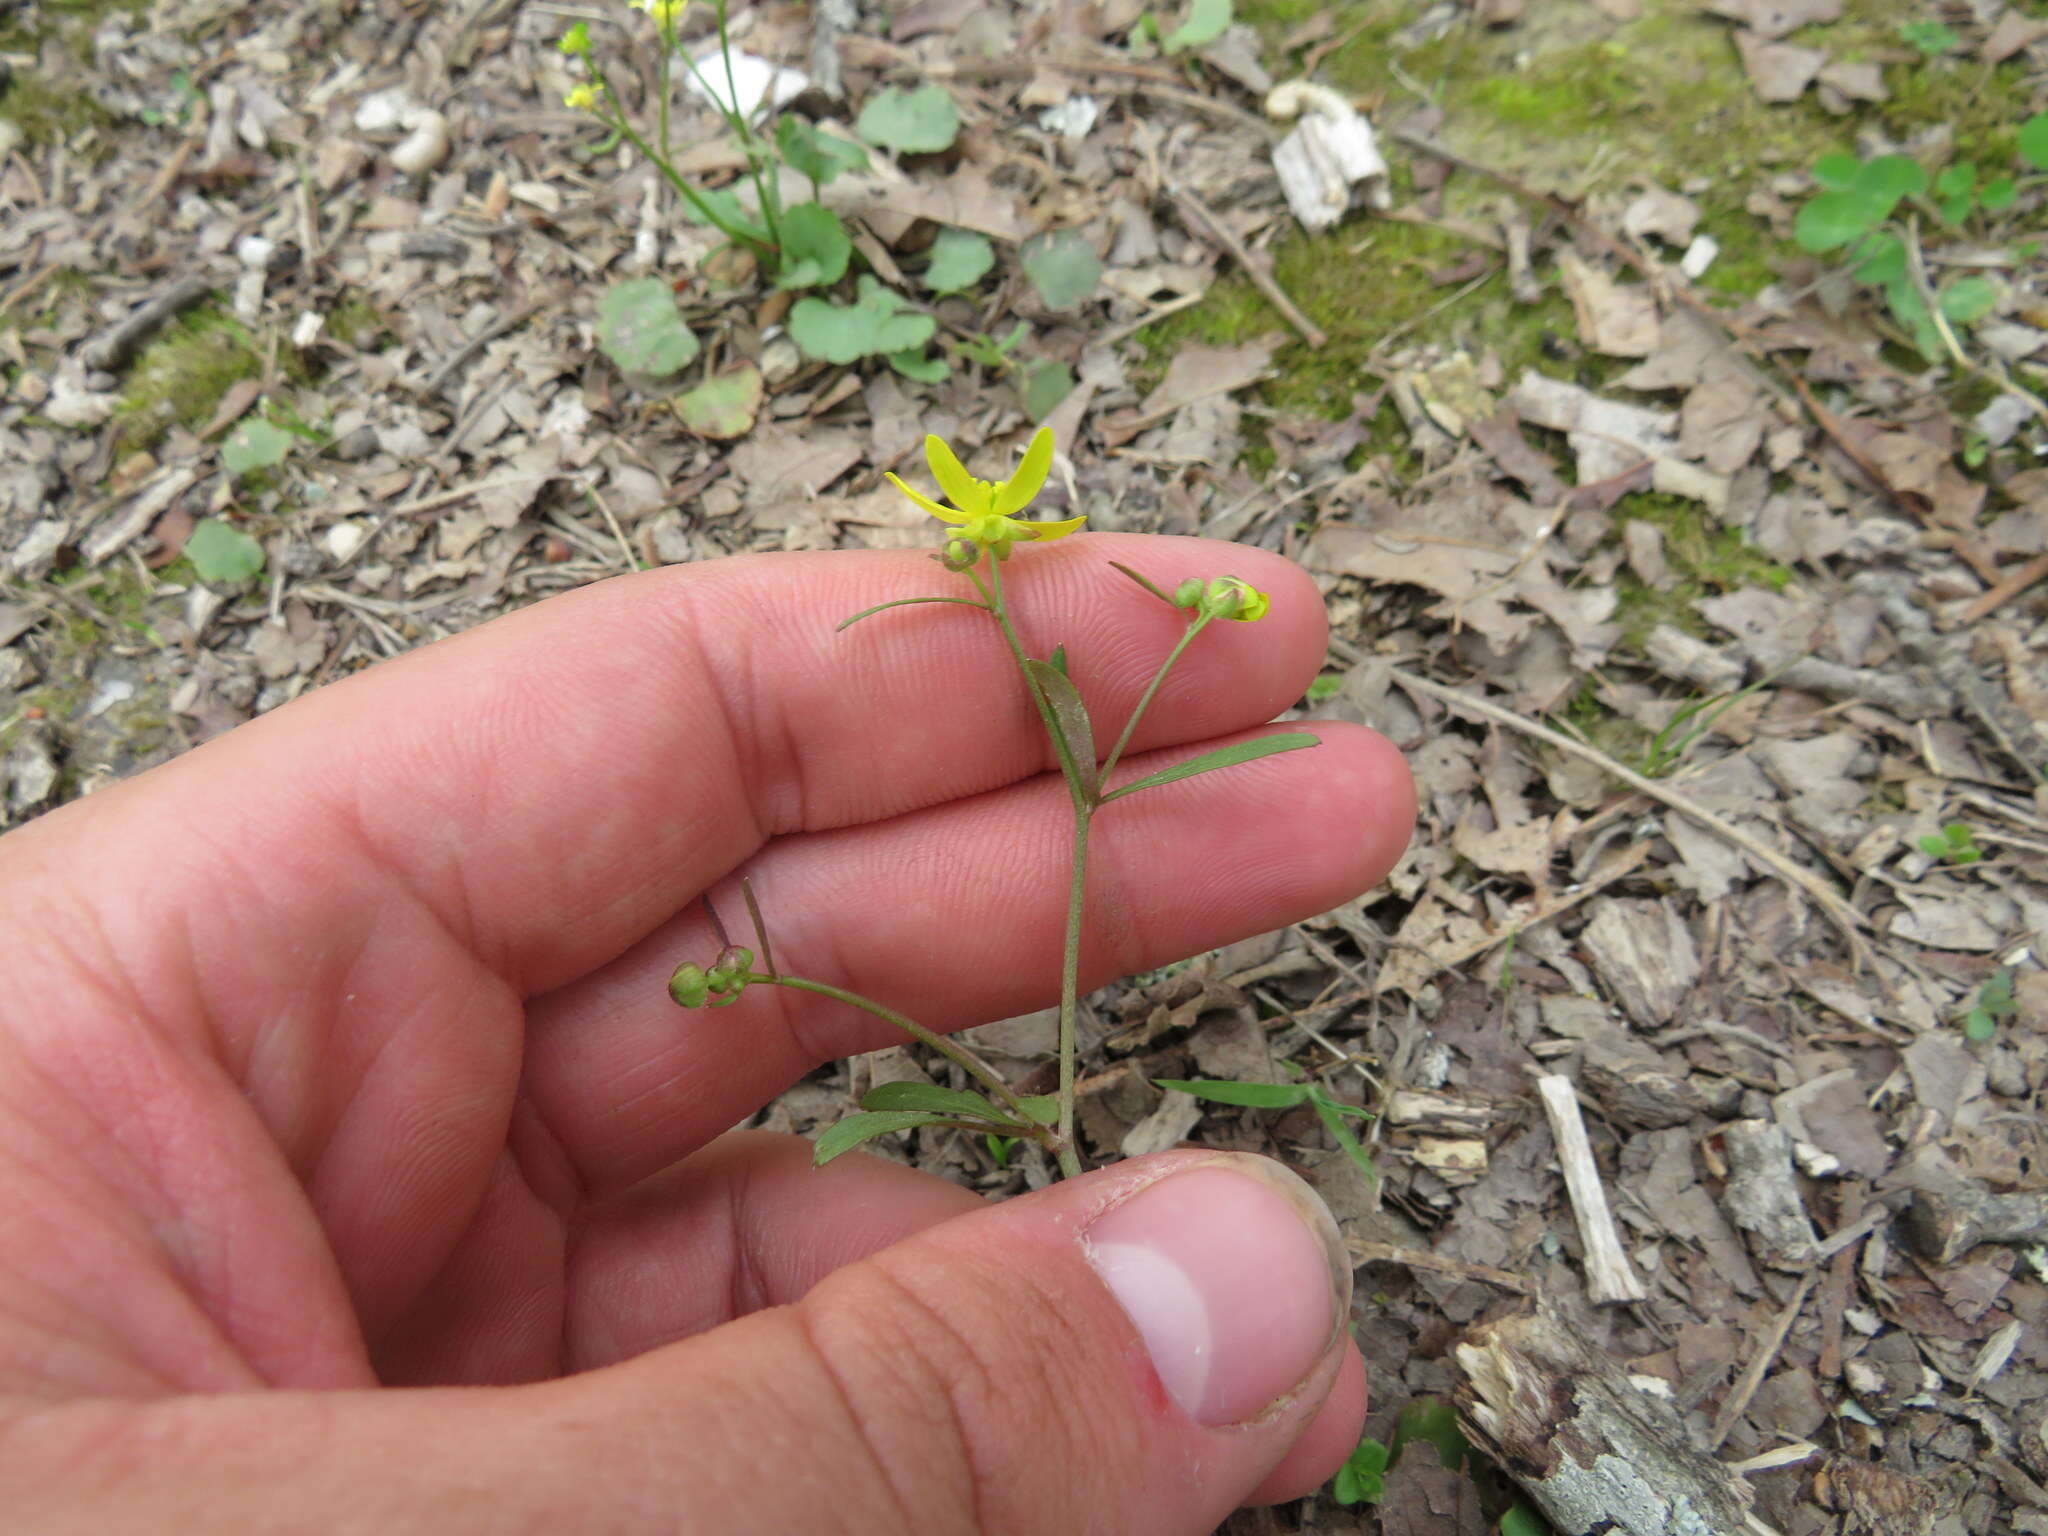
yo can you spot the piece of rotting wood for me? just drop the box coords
[1535,1074,1647,1305]
[1720,1120,1821,1271]
[1455,1310,1766,1536]
[1903,1183,2048,1266]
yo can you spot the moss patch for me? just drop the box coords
[111,306,262,455]
[1609,492,1793,654]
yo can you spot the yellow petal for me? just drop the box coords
[923,435,985,517]
[1024,514,1087,542]
[885,473,968,523]
[994,426,1055,516]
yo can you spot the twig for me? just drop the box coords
[1903,214,2048,428]
[1535,1074,1646,1304]
[1388,666,1873,963]
[80,274,216,371]
[1957,551,2048,626]
[1345,1238,1530,1295]
[1165,185,1327,348]
[1707,1274,1815,1450]
[412,289,559,397]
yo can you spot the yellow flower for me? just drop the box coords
[885,427,1085,559]
[1199,576,1270,622]
[631,0,687,29]
[563,82,601,111]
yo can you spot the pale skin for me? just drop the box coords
[0,533,1416,1531]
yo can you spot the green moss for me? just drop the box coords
[111,305,260,455]
[325,295,386,349]
[1608,493,1793,654]
[0,70,117,148]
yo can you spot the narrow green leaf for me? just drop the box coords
[814,1109,955,1166]
[1155,1078,1313,1109]
[1015,1094,1060,1125]
[1025,657,1099,801]
[985,1133,1017,1167]
[1101,731,1318,803]
[1311,1093,1379,1185]
[860,1080,1009,1122]
[836,595,990,632]
[1048,643,1069,677]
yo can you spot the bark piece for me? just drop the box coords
[1720,1119,1820,1269]
[1903,1184,2048,1266]
[1536,1075,1647,1303]
[1581,1030,1707,1130]
[1454,1311,1758,1535]
[1580,897,1700,1027]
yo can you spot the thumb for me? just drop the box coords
[3,1152,1360,1534]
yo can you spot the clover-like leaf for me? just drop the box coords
[775,201,853,290]
[1331,1438,1390,1507]
[775,116,868,187]
[184,518,266,584]
[787,275,936,363]
[597,277,700,377]
[1020,229,1101,310]
[813,1109,955,1166]
[1852,154,1928,213]
[923,227,995,293]
[856,84,959,153]
[672,364,763,438]
[1795,190,1874,253]
[1163,0,1232,54]
[220,418,294,479]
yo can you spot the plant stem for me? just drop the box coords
[595,70,763,251]
[1097,613,1209,790]
[752,973,1044,1132]
[973,554,1089,1180]
[657,14,673,166]
[714,0,783,251]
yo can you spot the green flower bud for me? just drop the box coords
[1199,576,1271,623]
[941,537,980,572]
[668,962,710,1008]
[1173,578,1205,609]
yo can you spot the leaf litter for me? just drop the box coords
[3,0,2048,1530]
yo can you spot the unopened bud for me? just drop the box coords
[668,962,710,1008]
[941,537,979,572]
[1173,578,1204,608]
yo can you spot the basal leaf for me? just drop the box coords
[672,364,764,439]
[924,227,995,293]
[1980,176,2017,211]
[1853,153,1928,213]
[857,84,959,153]
[220,418,294,479]
[1850,231,1905,285]
[1101,731,1317,803]
[1939,275,1998,325]
[184,518,266,584]
[886,347,950,383]
[1022,358,1075,422]
[1163,0,1232,53]
[597,277,700,377]
[2021,112,2048,172]
[1019,229,1101,310]
[775,116,868,187]
[775,202,853,290]
[813,1109,954,1166]
[1025,657,1099,800]
[787,276,936,363]
[1154,1078,1313,1109]
[1794,190,1873,253]
[860,1080,1009,1122]
[1810,152,1861,192]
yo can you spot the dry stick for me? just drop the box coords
[1707,1273,1817,1451]
[1388,666,1873,963]
[413,289,559,397]
[80,274,216,371]
[1534,1074,1647,1305]
[1957,550,2048,626]
[1345,1239,1530,1295]
[1165,185,1327,348]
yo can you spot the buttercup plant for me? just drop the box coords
[667,427,1318,1179]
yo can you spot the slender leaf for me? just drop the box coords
[1025,657,1099,801]
[836,595,990,632]
[1155,1078,1313,1109]
[1107,560,1181,608]
[1101,731,1317,803]
[813,1109,955,1166]
[860,1080,1009,1122]
[1311,1093,1379,1185]
[1016,1094,1060,1125]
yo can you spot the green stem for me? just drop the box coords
[595,70,764,251]
[657,14,673,165]
[753,973,1043,1132]
[1097,613,1210,790]
[714,0,783,251]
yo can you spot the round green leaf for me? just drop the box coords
[856,85,959,154]
[923,228,995,293]
[1853,154,1928,213]
[1163,0,1232,53]
[184,518,265,584]
[1794,191,1873,253]
[672,364,763,438]
[1980,176,2017,212]
[1019,229,1101,310]
[220,418,294,479]
[597,277,700,378]
[1810,153,1862,192]
[1850,231,1905,285]
[2020,112,2048,172]
[886,348,949,383]
[774,201,852,290]
[1022,358,1074,422]
[1939,275,1998,325]
[775,116,868,187]
[787,275,936,363]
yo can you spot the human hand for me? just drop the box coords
[0,535,1414,1532]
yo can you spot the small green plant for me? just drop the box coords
[183,518,265,585]
[664,428,1316,1176]
[1899,19,1960,57]
[1304,672,1343,703]
[1328,1401,1553,1530]
[1639,666,1784,779]
[1331,1436,1389,1505]
[1963,967,2016,1043]
[1156,1076,1377,1187]
[1794,117,2048,360]
[1919,821,1983,865]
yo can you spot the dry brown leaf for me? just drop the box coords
[1734,31,1826,102]
[1558,251,1660,357]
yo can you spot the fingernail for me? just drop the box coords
[1083,1155,1350,1427]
